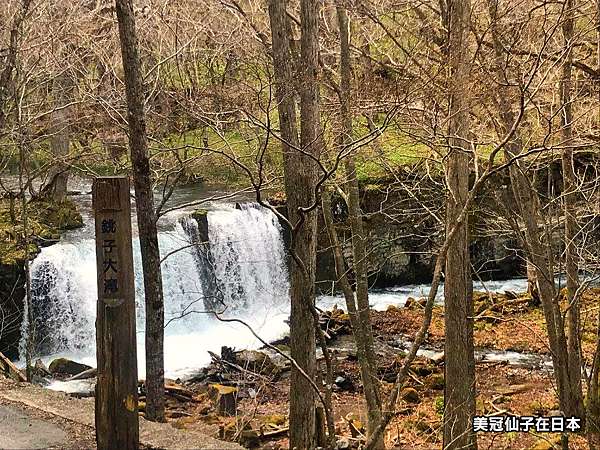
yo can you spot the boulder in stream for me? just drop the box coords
[48,358,92,376]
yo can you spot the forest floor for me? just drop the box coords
[168,288,600,450]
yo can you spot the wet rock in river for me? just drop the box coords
[333,375,355,392]
[48,358,92,377]
[404,297,426,309]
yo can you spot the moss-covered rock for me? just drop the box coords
[31,198,83,231]
[48,358,92,376]
[191,208,208,222]
[0,198,82,265]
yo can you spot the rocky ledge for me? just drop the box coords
[0,198,83,359]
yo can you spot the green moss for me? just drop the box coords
[29,199,83,230]
[0,198,83,265]
[191,208,208,224]
[434,396,444,416]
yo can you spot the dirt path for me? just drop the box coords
[0,399,96,450]
[0,376,242,449]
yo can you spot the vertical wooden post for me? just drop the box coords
[93,176,139,450]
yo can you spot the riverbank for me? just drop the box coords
[32,288,599,449]
[179,288,599,449]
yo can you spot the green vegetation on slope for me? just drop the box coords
[0,198,82,265]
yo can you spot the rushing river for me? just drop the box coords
[20,180,530,379]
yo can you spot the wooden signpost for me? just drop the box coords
[92,176,139,450]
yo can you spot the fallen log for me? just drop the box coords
[164,382,195,398]
[260,426,289,439]
[67,367,97,381]
[0,351,26,382]
[138,380,199,403]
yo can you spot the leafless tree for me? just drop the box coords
[115,0,166,422]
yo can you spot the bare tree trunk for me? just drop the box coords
[0,0,32,131]
[268,1,319,447]
[335,7,383,447]
[486,0,582,428]
[443,1,476,448]
[588,1,600,443]
[42,71,73,202]
[526,260,539,302]
[115,0,165,422]
[560,0,584,424]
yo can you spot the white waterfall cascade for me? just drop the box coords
[22,198,532,380]
[207,203,290,314]
[23,203,291,378]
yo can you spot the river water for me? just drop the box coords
[21,179,529,379]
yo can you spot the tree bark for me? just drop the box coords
[486,0,583,427]
[336,7,383,447]
[443,1,477,449]
[268,1,319,447]
[115,0,166,422]
[526,259,539,302]
[560,0,584,424]
[0,0,32,131]
[588,1,600,443]
[41,71,73,202]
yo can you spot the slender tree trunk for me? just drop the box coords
[588,1,600,443]
[268,1,319,447]
[0,0,32,131]
[443,2,477,449]
[486,0,582,428]
[335,7,383,447]
[115,0,165,422]
[560,0,584,423]
[42,71,73,202]
[291,1,322,446]
[526,260,539,302]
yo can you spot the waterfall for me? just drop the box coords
[206,203,290,314]
[27,241,97,356]
[23,203,291,377]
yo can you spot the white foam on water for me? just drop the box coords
[23,203,291,380]
[318,278,529,312]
